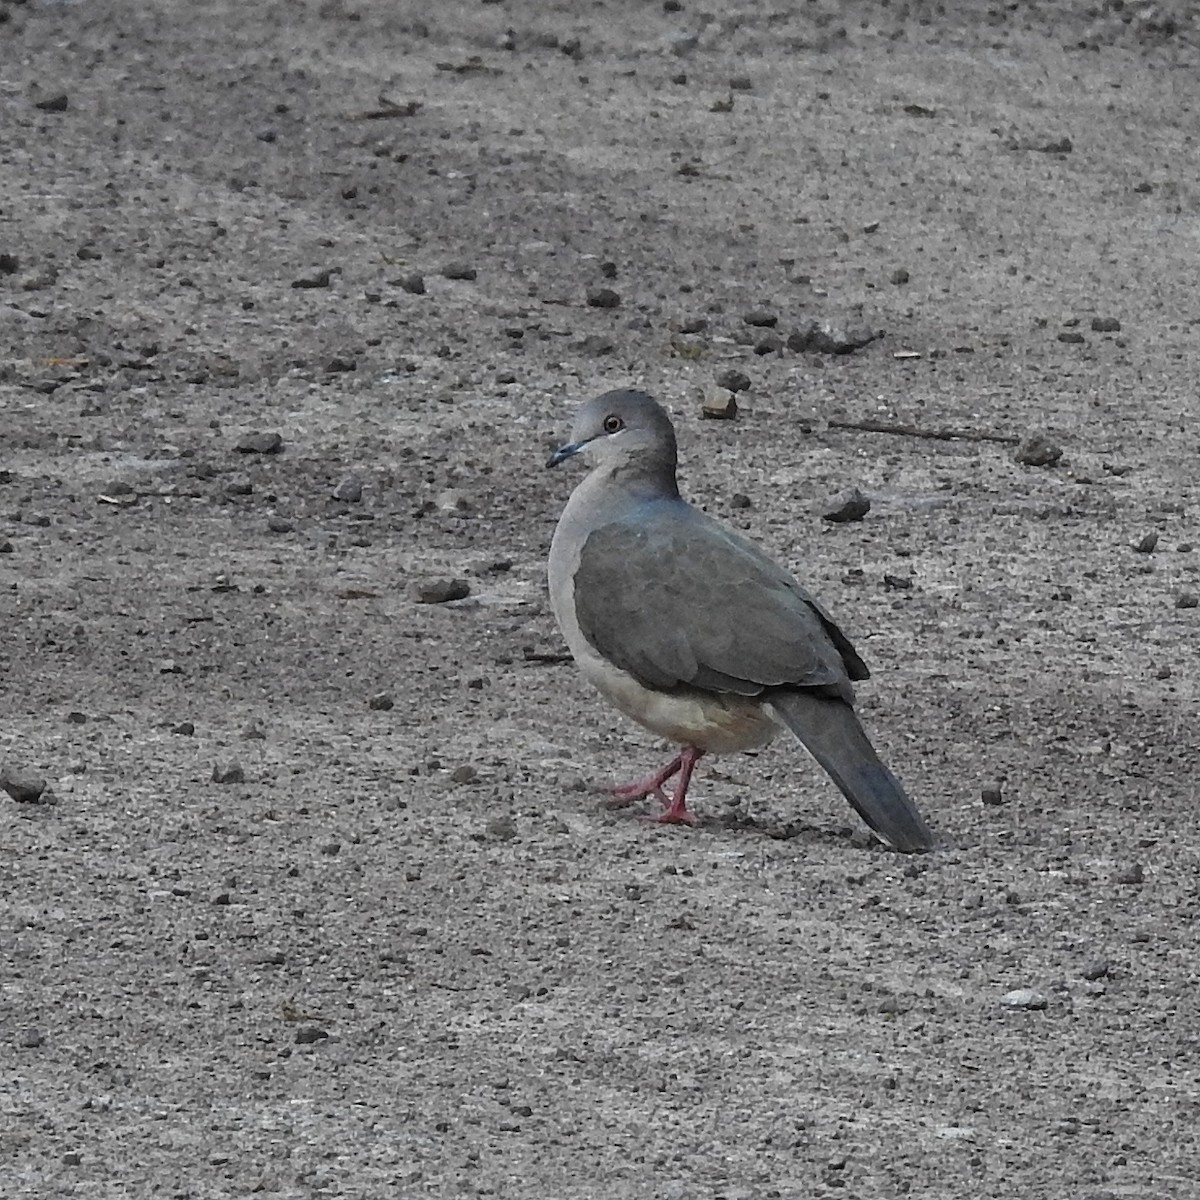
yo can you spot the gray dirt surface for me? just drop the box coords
[3,1,1200,1197]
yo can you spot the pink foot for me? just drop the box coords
[606,786,669,811]
[612,747,705,827]
[640,799,697,826]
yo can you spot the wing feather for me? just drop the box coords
[573,507,867,700]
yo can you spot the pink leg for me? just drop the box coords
[608,752,684,806]
[643,746,705,826]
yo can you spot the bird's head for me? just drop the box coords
[547,390,679,482]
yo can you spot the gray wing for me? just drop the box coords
[572,507,867,701]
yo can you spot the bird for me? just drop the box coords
[545,388,935,852]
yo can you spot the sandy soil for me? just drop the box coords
[3,1,1200,1196]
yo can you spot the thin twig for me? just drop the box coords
[827,418,1020,446]
[523,649,573,666]
[349,96,422,120]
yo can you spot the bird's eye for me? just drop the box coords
[602,414,624,434]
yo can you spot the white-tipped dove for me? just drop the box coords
[546,389,934,852]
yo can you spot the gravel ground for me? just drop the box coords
[3,1,1200,1196]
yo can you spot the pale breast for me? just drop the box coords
[577,647,779,753]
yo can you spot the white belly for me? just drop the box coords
[575,645,779,753]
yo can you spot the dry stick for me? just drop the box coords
[349,96,422,121]
[827,417,1020,446]
[523,649,573,666]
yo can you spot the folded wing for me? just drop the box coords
[573,506,868,702]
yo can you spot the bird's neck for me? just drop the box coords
[606,456,681,502]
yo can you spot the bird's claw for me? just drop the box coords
[606,784,669,808]
[638,803,697,827]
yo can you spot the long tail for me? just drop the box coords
[768,691,934,852]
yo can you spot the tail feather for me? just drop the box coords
[768,691,934,853]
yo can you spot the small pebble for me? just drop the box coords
[743,309,777,327]
[18,1026,47,1048]
[368,692,395,711]
[730,493,752,509]
[332,475,363,503]
[486,815,517,840]
[714,368,751,393]
[211,760,245,785]
[1057,331,1086,344]
[1013,432,1063,467]
[1175,593,1198,609]
[935,1126,976,1141]
[787,320,877,355]
[409,578,470,604]
[1082,960,1110,981]
[235,431,283,455]
[1092,316,1121,333]
[172,722,195,736]
[999,989,1048,1010]
[822,488,871,523]
[1133,531,1158,554]
[0,765,48,804]
[451,764,480,785]
[441,262,477,281]
[981,783,1005,807]
[668,30,700,56]
[294,1026,329,1045]
[35,93,70,113]
[224,476,253,496]
[575,334,614,355]
[396,272,426,295]
[291,268,333,289]
[700,386,737,420]
[436,488,472,514]
[326,356,356,373]
[266,517,294,534]
[890,267,910,285]
[1114,863,1144,886]
[20,267,58,291]
[586,287,621,309]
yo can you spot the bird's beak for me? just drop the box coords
[546,440,584,468]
